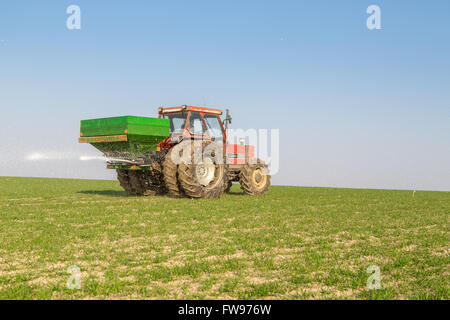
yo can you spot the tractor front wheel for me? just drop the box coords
[239,159,271,195]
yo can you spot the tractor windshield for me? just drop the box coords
[163,113,188,134]
[188,112,206,135]
[203,114,223,139]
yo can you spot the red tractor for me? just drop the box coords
[79,105,270,198]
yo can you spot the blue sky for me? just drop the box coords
[0,0,449,190]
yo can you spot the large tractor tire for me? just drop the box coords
[177,140,228,198]
[162,147,184,197]
[239,159,271,195]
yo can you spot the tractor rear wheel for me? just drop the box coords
[239,159,271,195]
[162,147,184,197]
[177,141,228,198]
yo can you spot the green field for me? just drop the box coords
[0,176,448,300]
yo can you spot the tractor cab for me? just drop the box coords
[158,106,225,144]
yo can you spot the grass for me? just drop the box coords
[0,176,448,300]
